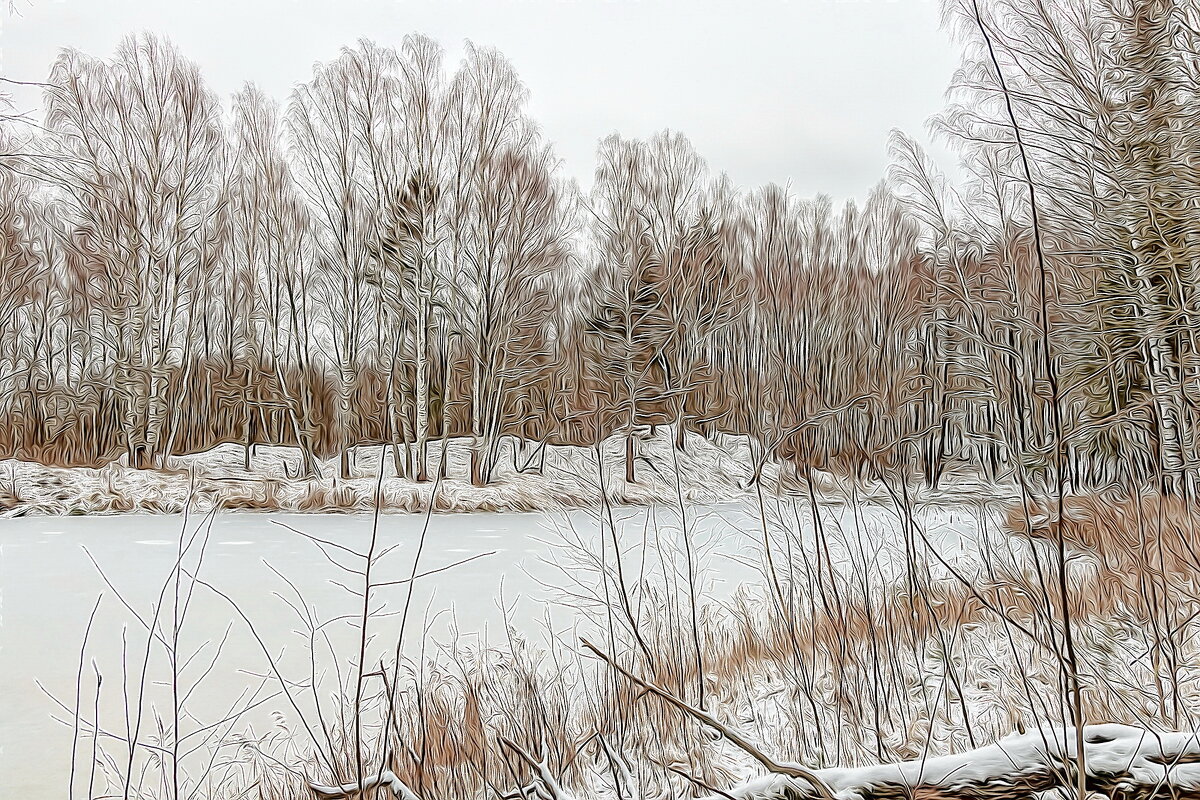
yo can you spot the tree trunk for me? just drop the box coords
[244,400,253,471]
[285,402,319,479]
[391,442,406,480]
[415,301,430,482]
[131,443,154,470]
[470,443,484,488]
[1147,335,1186,493]
[625,432,636,484]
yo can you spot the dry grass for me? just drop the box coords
[1013,492,1200,578]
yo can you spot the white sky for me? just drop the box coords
[1,0,961,204]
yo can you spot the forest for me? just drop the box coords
[1,0,1194,498]
[7,0,1200,799]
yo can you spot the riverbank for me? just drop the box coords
[0,428,1017,517]
[0,430,749,516]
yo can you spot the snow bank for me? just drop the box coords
[0,429,761,516]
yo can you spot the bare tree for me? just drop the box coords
[442,44,574,486]
[586,131,714,480]
[287,40,406,477]
[229,83,324,476]
[45,34,224,468]
[367,34,450,483]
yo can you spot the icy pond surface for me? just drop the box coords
[0,502,996,798]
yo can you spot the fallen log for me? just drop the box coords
[303,724,1200,800]
[716,724,1200,800]
[309,769,420,800]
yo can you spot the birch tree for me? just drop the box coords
[288,40,405,476]
[587,131,713,480]
[367,34,448,482]
[230,83,324,476]
[442,44,574,486]
[44,33,224,467]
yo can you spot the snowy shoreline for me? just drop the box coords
[0,431,1013,517]
[0,432,755,517]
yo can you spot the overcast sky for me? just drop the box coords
[1,0,961,204]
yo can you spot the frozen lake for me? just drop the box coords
[0,501,995,798]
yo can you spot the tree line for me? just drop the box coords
[0,0,1195,492]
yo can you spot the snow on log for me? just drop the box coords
[715,725,1200,800]
[309,769,420,800]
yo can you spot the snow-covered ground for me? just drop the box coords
[0,428,1016,517]
[0,431,749,516]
